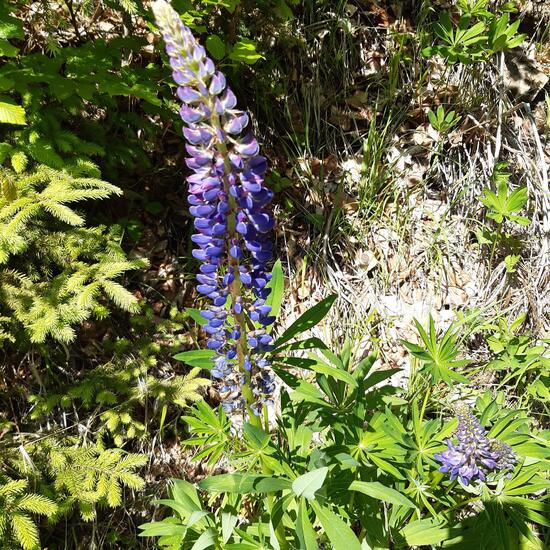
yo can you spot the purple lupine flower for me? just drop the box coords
[153,0,276,414]
[434,406,517,485]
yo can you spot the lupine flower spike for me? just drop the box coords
[153,0,276,416]
[434,405,517,485]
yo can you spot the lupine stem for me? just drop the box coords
[419,385,431,425]
[214,136,262,428]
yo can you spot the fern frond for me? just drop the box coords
[75,281,101,310]
[10,513,39,550]
[17,494,57,517]
[79,501,96,521]
[0,479,27,497]
[101,280,139,312]
[0,197,34,221]
[41,201,85,226]
[66,158,101,178]
[106,480,122,507]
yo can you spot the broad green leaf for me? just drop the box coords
[275,356,317,369]
[289,380,329,407]
[349,481,415,508]
[274,295,336,347]
[205,35,226,60]
[243,422,270,449]
[0,39,18,56]
[507,187,528,212]
[0,11,24,39]
[369,455,405,480]
[311,502,361,550]
[171,478,202,508]
[292,467,328,500]
[229,38,263,64]
[154,498,198,518]
[483,500,510,550]
[0,101,26,125]
[362,369,397,390]
[173,349,215,369]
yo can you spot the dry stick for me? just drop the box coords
[64,0,82,41]
[522,103,550,268]
[493,52,505,164]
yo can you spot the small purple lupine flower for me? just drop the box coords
[434,406,517,485]
[153,0,276,414]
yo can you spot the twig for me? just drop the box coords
[64,0,82,41]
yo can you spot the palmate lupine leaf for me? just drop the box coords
[402,315,469,384]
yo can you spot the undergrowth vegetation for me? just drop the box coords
[0,0,548,548]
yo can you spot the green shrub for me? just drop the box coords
[0,165,146,345]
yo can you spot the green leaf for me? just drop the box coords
[154,498,196,518]
[186,307,208,326]
[0,101,26,125]
[296,498,318,550]
[272,337,327,353]
[0,11,24,39]
[310,502,361,550]
[243,422,270,449]
[349,481,415,508]
[308,358,357,387]
[191,528,217,550]
[171,478,202,509]
[274,295,336,347]
[138,520,187,537]
[289,379,328,406]
[222,512,239,544]
[205,35,226,60]
[484,500,510,550]
[173,349,215,369]
[199,473,291,494]
[362,369,397,390]
[229,38,263,64]
[0,39,18,56]
[265,259,284,321]
[292,467,328,500]
[400,518,449,546]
